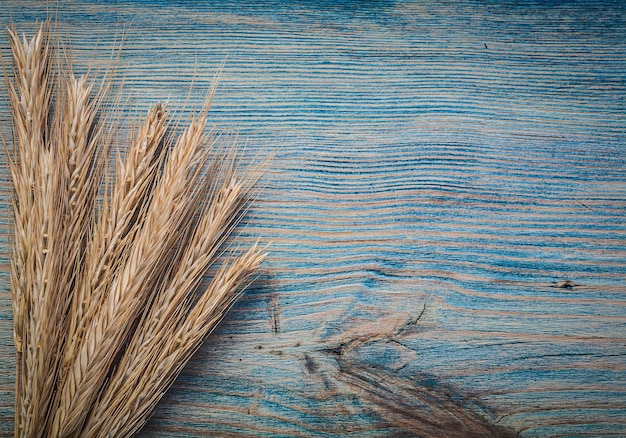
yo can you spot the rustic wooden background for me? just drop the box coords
[0,1,625,436]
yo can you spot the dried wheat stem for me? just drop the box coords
[31,71,107,438]
[50,111,211,437]
[23,69,112,436]
[87,244,266,437]
[84,173,247,435]
[49,103,167,435]
[61,103,167,377]
[7,22,268,438]
[6,23,52,437]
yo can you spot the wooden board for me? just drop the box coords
[0,1,624,436]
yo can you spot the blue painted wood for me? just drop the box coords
[0,1,624,436]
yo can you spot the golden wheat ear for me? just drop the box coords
[60,102,168,380]
[7,21,267,438]
[6,22,54,437]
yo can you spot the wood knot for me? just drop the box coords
[554,279,578,290]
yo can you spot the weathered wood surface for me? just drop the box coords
[0,1,625,436]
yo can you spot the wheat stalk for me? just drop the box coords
[6,22,267,437]
[63,102,167,362]
[6,23,53,437]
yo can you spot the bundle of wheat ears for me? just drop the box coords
[5,22,266,437]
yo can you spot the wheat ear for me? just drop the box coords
[45,102,169,435]
[35,69,110,438]
[59,102,168,381]
[87,244,266,437]
[83,164,247,433]
[50,106,214,437]
[7,22,267,438]
[6,23,52,437]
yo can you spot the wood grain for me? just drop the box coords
[0,1,624,436]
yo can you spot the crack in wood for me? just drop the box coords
[332,359,516,438]
[314,300,514,437]
[268,294,280,335]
